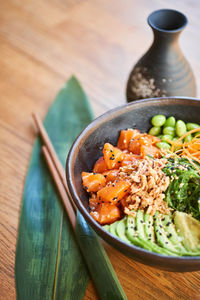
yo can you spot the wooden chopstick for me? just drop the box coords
[32,113,76,211]
[41,146,76,229]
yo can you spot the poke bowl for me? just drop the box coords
[66,97,200,272]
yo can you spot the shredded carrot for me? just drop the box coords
[166,128,200,169]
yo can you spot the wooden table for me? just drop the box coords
[1,1,200,299]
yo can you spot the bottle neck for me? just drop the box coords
[152,29,180,49]
[147,9,187,49]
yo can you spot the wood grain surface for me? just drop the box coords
[1,1,200,299]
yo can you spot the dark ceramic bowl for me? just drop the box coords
[66,97,200,272]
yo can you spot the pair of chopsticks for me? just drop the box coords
[32,113,127,300]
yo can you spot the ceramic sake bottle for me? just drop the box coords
[126,9,196,102]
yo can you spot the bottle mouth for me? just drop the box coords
[148,9,188,33]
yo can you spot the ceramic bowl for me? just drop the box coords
[66,97,200,272]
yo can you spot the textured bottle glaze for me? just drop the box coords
[126,9,196,102]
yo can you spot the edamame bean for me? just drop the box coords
[148,126,161,136]
[163,126,175,136]
[151,115,166,127]
[184,134,192,142]
[186,122,200,131]
[156,142,171,150]
[176,120,187,137]
[161,135,173,142]
[164,116,176,128]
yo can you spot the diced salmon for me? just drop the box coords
[128,134,161,155]
[117,129,140,150]
[82,172,106,192]
[93,156,108,173]
[97,180,130,204]
[103,169,119,182]
[128,139,141,154]
[145,134,161,145]
[121,153,141,166]
[140,145,161,158]
[89,197,99,211]
[90,203,120,224]
[103,143,125,169]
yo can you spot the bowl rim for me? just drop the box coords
[66,96,200,265]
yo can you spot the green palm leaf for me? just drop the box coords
[15,76,93,300]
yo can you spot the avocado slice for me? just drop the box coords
[136,210,146,239]
[144,213,155,243]
[155,213,200,256]
[109,220,119,236]
[125,214,152,250]
[174,211,200,253]
[127,211,176,255]
[142,212,177,256]
[116,218,131,244]
[160,214,187,253]
[154,212,179,255]
[104,211,200,256]
[103,224,110,232]
[135,210,154,250]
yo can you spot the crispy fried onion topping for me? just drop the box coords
[119,156,171,217]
